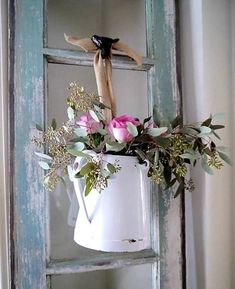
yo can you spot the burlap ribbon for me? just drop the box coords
[64,34,142,121]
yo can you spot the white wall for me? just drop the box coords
[231,0,235,286]
[180,0,234,288]
[0,0,9,288]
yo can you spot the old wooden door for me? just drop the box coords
[10,0,185,288]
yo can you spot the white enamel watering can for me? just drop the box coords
[72,151,151,252]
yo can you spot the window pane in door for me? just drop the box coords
[47,63,148,125]
[47,0,146,56]
[47,63,148,259]
[50,264,152,289]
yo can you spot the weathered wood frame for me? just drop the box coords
[9,0,185,288]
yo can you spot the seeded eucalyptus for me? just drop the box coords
[33,83,230,197]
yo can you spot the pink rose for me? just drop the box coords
[76,113,101,134]
[108,115,140,143]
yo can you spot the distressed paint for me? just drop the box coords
[47,250,158,275]
[12,0,46,288]
[146,0,185,288]
[43,48,154,71]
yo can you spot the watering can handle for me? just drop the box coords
[76,180,91,224]
[74,151,97,224]
[136,160,150,171]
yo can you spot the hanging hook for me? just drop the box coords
[91,35,119,59]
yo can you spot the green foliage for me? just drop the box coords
[33,83,229,198]
[67,107,75,121]
[106,142,126,152]
[127,122,138,137]
[171,115,182,129]
[38,161,50,170]
[34,152,52,160]
[148,127,168,137]
[89,109,100,122]
[51,118,57,130]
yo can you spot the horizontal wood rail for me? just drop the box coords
[46,249,158,275]
[43,48,154,71]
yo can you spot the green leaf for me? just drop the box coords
[202,117,212,127]
[201,156,213,175]
[179,152,196,163]
[38,161,50,170]
[101,169,110,178]
[204,148,214,157]
[148,127,168,137]
[35,152,52,160]
[127,122,138,137]
[165,178,177,190]
[171,115,182,129]
[80,162,96,176]
[143,116,152,124]
[106,142,126,152]
[89,110,100,122]
[75,171,84,178]
[174,181,184,198]
[97,128,107,135]
[107,163,117,174]
[210,124,225,130]
[179,152,196,160]
[67,107,75,121]
[51,118,57,130]
[163,166,172,185]
[43,176,50,185]
[154,137,171,148]
[212,131,221,140]
[180,127,199,135]
[74,128,87,137]
[67,149,88,157]
[218,151,232,166]
[95,111,105,121]
[154,150,159,164]
[93,100,111,110]
[135,149,146,160]
[35,123,43,131]
[198,126,212,137]
[85,177,93,196]
[71,142,85,151]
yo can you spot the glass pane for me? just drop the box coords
[47,63,148,259]
[47,0,146,56]
[50,264,152,289]
[47,63,148,125]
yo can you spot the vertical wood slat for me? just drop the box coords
[12,0,46,288]
[146,0,185,288]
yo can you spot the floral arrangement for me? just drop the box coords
[33,82,230,198]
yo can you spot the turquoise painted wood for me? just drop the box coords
[146,0,185,288]
[11,0,47,288]
[47,250,158,275]
[43,48,155,71]
[11,0,185,288]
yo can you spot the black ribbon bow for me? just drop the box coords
[91,35,119,59]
